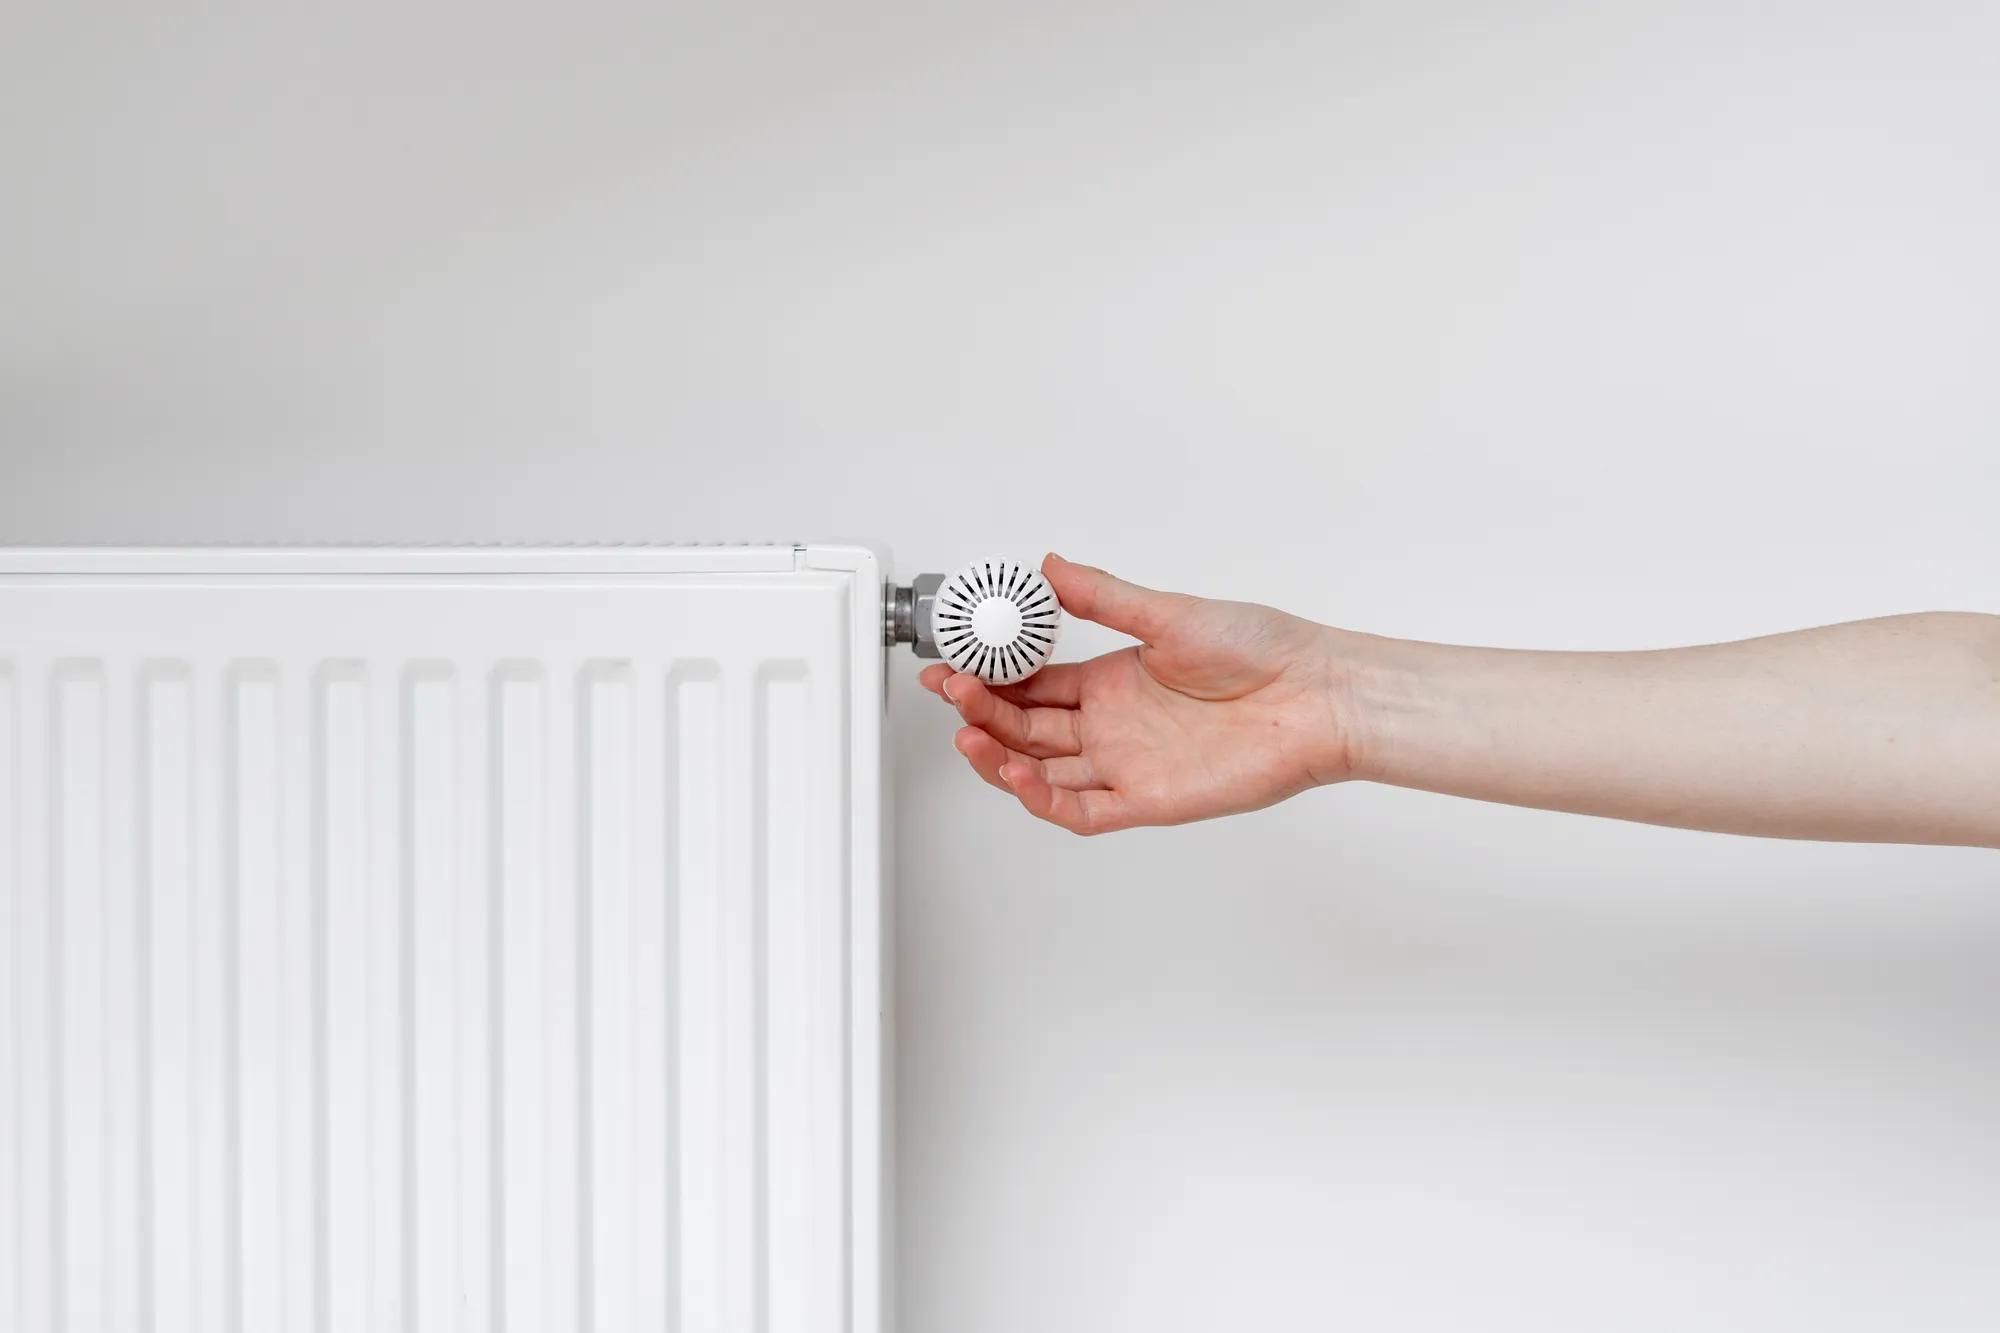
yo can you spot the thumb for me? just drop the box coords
[1042,553,1185,642]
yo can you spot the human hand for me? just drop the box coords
[930,559,2000,847]
[920,554,1356,834]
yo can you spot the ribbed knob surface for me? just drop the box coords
[929,557,1062,684]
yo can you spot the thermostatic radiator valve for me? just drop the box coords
[885,556,1062,685]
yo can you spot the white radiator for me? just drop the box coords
[0,544,889,1333]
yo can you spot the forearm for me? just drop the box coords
[1332,613,2000,848]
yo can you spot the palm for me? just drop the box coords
[921,557,1347,834]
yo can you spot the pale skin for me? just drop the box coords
[920,554,2000,847]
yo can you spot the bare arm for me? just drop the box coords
[922,555,2000,847]
[1339,614,2000,846]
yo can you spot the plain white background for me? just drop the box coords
[5,1,1999,1328]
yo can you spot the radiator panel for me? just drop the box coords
[0,555,885,1333]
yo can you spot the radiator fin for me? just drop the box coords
[1,647,856,1333]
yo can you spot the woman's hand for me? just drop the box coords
[926,556,2000,847]
[920,554,1357,834]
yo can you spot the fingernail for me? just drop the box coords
[941,678,958,703]
[999,763,1022,787]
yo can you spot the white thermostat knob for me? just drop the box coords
[930,556,1062,684]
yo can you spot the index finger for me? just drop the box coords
[918,660,1081,708]
[985,662,1082,708]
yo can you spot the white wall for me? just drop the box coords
[6,1,1999,1328]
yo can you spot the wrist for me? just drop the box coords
[1312,625,1422,787]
